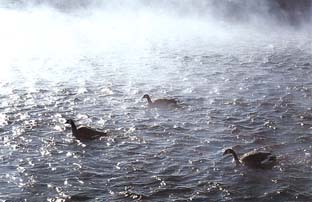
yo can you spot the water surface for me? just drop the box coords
[0,2,312,202]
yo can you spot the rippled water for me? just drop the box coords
[1,3,312,202]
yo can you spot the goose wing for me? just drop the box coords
[153,98,178,106]
[77,126,107,140]
[241,151,275,168]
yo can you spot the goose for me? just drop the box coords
[65,119,107,140]
[223,148,277,169]
[142,94,179,108]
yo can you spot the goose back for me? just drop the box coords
[241,151,276,169]
[223,148,277,169]
[76,126,107,140]
[143,94,179,108]
[153,98,177,105]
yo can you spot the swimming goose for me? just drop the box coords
[142,94,178,108]
[223,148,277,169]
[65,119,107,140]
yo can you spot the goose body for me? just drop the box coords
[65,119,107,140]
[142,94,178,108]
[223,148,277,169]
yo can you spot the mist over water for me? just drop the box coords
[1,0,310,80]
[0,0,312,201]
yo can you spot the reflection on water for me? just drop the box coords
[0,3,312,202]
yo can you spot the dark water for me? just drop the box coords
[0,1,312,202]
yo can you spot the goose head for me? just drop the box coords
[142,94,150,99]
[65,119,74,125]
[223,148,241,165]
[223,148,235,156]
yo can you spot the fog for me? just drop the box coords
[0,0,311,76]
[2,0,311,23]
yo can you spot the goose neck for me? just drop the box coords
[231,150,241,165]
[146,96,152,104]
[70,121,78,137]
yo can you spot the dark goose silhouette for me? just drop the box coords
[223,148,277,169]
[65,119,107,140]
[142,94,179,108]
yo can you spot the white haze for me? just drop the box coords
[0,0,311,83]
